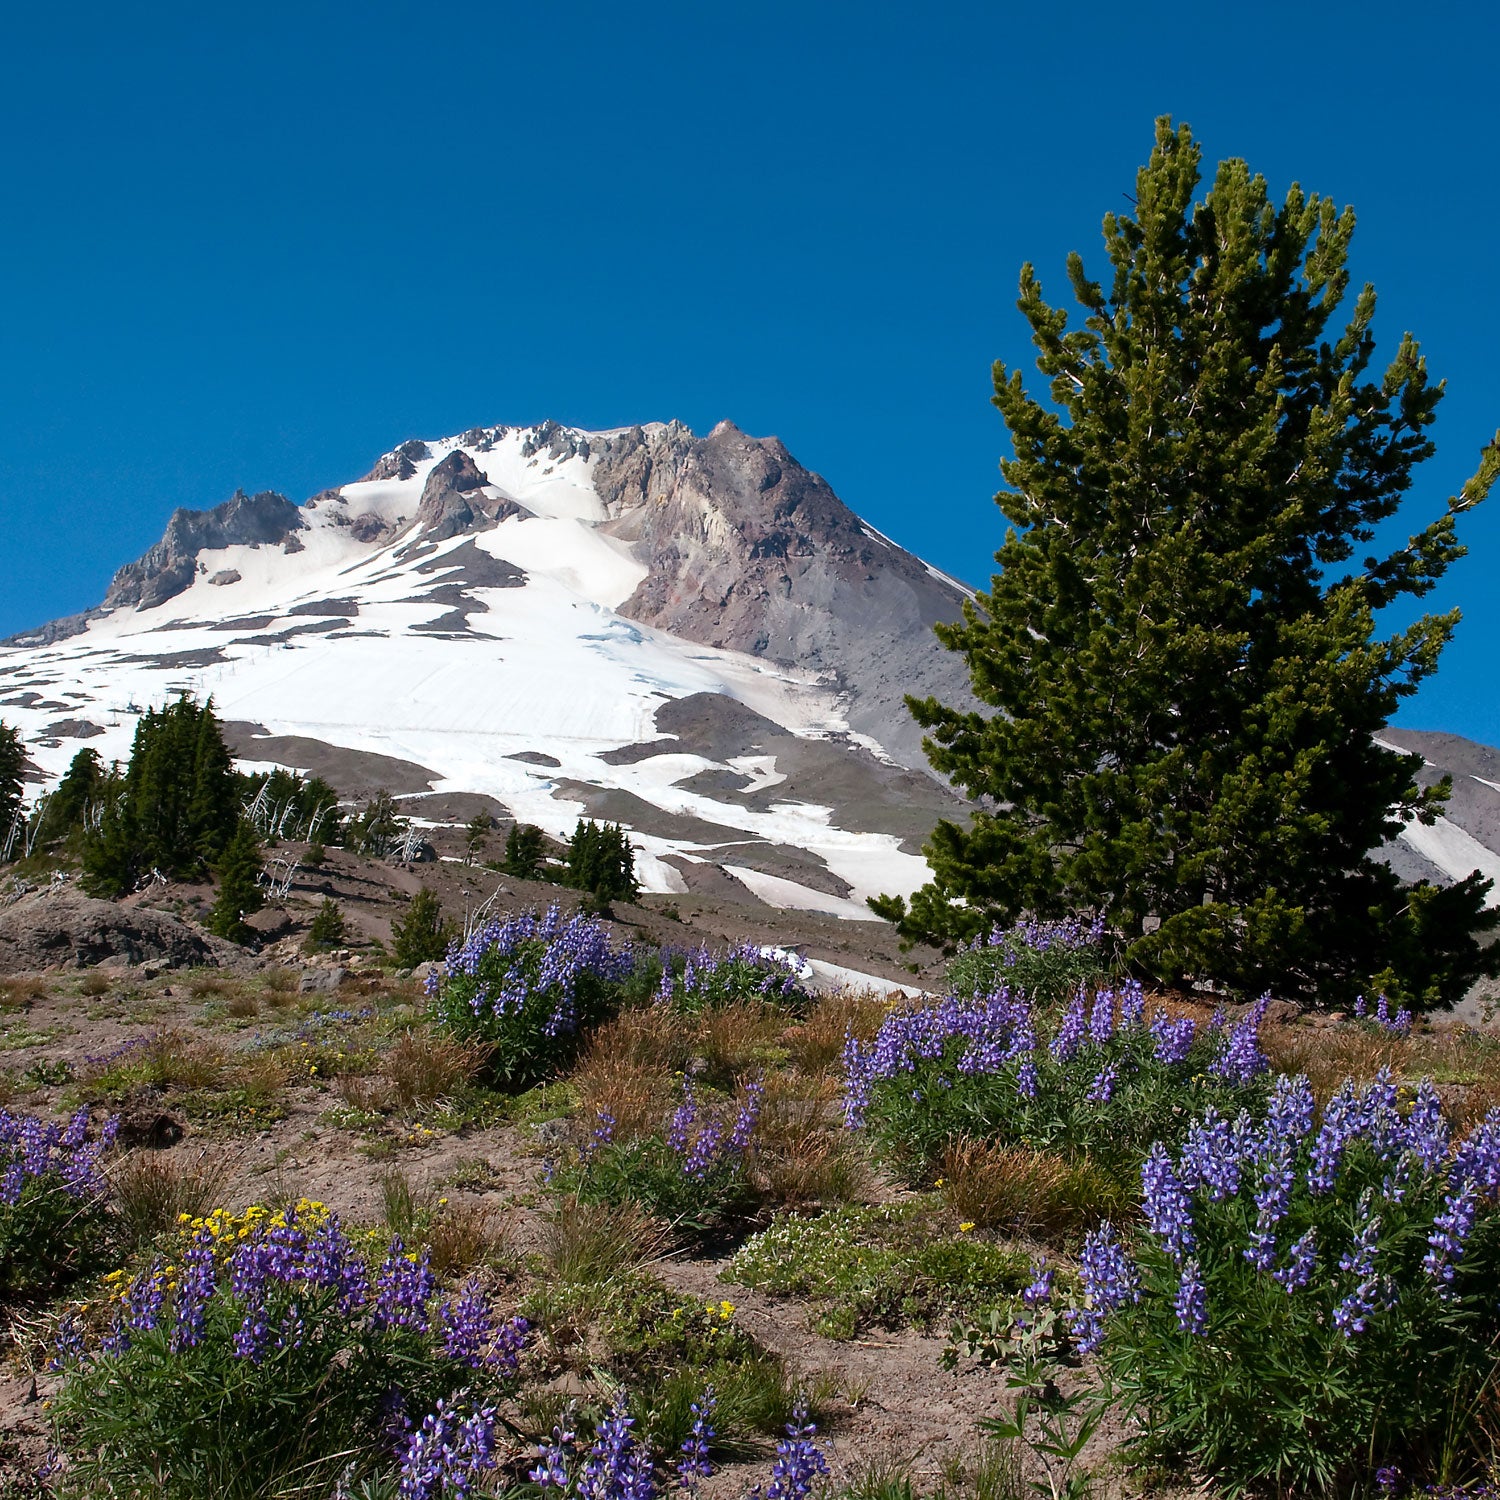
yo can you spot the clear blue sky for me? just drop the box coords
[3,2,1497,743]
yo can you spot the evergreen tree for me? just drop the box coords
[565,819,639,908]
[0,722,24,852]
[879,119,1500,1009]
[49,748,106,836]
[81,695,240,894]
[206,821,264,945]
[390,887,453,968]
[464,811,492,866]
[503,823,547,880]
[303,896,347,953]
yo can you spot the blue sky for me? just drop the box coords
[3,1,1497,743]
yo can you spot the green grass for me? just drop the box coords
[727,1200,1031,1339]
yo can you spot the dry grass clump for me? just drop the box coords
[383,1030,487,1109]
[542,1195,667,1284]
[80,1029,229,1093]
[0,977,44,1010]
[1262,1025,1410,1102]
[691,1001,786,1081]
[782,989,890,1075]
[225,993,260,1019]
[426,1201,513,1276]
[336,1073,396,1115]
[572,1033,674,1143]
[938,1138,1130,1242]
[186,972,230,1000]
[109,1149,231,1247]
[77,971,112,997]
[585,1008,686,1073]
[262,967,299,995]
[752,1072,868,1207]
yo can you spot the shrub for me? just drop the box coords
[1074,1073,1500,1495]
[0,1107,116,1297]
[947,916,1112,1004]
[844,983,1272,1178]
[49,1200,530,1500]
[503,822,548,879]
[653,942,808,1013]
[564,818,639,907]
[428,906,631,1088]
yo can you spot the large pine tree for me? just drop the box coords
[880,119,1500,1008]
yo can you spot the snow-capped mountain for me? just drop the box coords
[1,420,979,916]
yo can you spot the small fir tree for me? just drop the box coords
[303,897,346,953]
[206,821,264,945]
[503,823,547,880]
[464,811,492,866]
[48,748,106,837]
[879,118,1500,1009]
[390,887,453,968]
[0,722,25,852]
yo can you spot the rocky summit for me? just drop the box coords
[0,420,982,919]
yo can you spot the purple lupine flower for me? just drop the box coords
[1273,1229,1318,1293]
[1051,992,1087,1061]
[1332,1204,1384,1337]
[577,1393,655,1500]
[1067,1222,1139,1353]
[529,1425,574,1492]
[1405,1080,1449,1173]
[491,1314,529,1378]
[1451,1110,1500,1196]
[1174,1257,1208,1335]
[172,1231,216,1353]
[439,1281,495,1367]
[1307,1078,1367,1194]
[1088,989,1116,1046]
[371,1239,437,1332]
[1148,1009,1197,1065]
[1210,995,1270,1084]
[48,1309,87,1371]
[124,1264,166,1334]
[1086,1063,1118,1104]
[681,1118,726,1181]
[1423,1181,1479,1287]
[677,1385,717,1488]
[1141,1142,1195,1261]
[729,1075,765,1154]
[1373,993,1412,1036]
[1179,1109,1243,1202]
[1118,979,1146,1031]
[399,1398,498,1500]
[668,1082,697,1154]
[752,1400,829,1500]
[1016,1056,1039,1098]
[1021,1260,1054,1308]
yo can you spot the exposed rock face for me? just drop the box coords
[414,451,531,542]
[594,421,981,769]
[361,438,431,482]
[102,490,305,612]
[0,893,232,973]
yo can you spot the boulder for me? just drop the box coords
[298,966,350,994]
[0,893,231,974]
